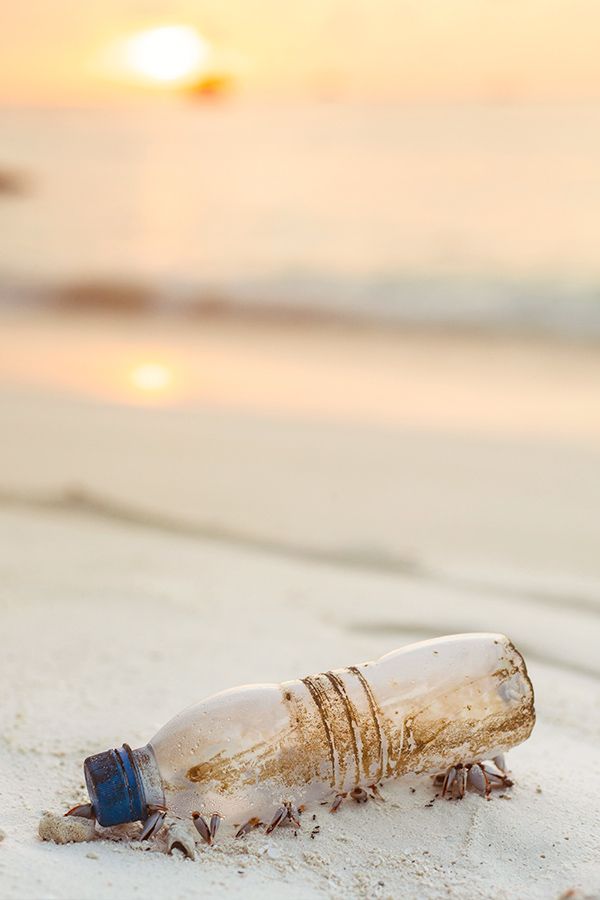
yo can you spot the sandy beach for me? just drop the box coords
[0,311,599,898]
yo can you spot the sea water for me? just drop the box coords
[2,100,600,335]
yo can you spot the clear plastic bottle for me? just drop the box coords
[84,633,534,833]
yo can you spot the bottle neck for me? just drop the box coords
[132,744,165,810]
[84,743,165,826]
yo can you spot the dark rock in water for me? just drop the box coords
[0,167,31,197]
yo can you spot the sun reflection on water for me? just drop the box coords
[129,362,174,394]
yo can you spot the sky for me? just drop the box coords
[2,0,600,103]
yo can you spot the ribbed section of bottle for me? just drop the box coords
[142,634,533,825]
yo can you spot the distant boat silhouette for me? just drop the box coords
[185,73,233,101]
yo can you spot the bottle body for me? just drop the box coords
[139,632,534,828]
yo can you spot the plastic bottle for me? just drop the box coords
[83,633,534,833]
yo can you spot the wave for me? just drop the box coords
[2,272,600,338]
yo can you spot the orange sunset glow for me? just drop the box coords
[3,1,600,103]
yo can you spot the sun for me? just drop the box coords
[124,25,210,84]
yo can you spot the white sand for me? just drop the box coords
[0,313,599,898]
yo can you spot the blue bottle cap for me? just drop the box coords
[84,744,147,827]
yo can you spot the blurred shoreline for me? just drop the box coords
[3,275,600,342]
[2,305,600,439]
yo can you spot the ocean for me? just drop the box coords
[2,100,600,335]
